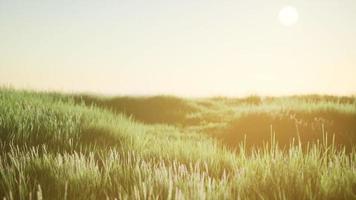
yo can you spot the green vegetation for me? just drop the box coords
[0,88,355,199]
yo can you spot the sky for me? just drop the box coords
[1,0,356,97]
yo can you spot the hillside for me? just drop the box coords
[0,88,355,199]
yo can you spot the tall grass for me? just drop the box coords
[0,88,355,199]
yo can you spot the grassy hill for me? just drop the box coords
[0,88,355,199]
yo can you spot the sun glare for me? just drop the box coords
[278,6,299,27]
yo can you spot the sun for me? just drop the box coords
[278,6,299,27]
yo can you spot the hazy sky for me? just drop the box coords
[1,0,356,96]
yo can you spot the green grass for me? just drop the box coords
[0,88,355,199]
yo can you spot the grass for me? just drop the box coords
[0,88,355,199]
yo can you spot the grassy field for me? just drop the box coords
[0,88,355,199]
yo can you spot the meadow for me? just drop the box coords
[0,88,355,199]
